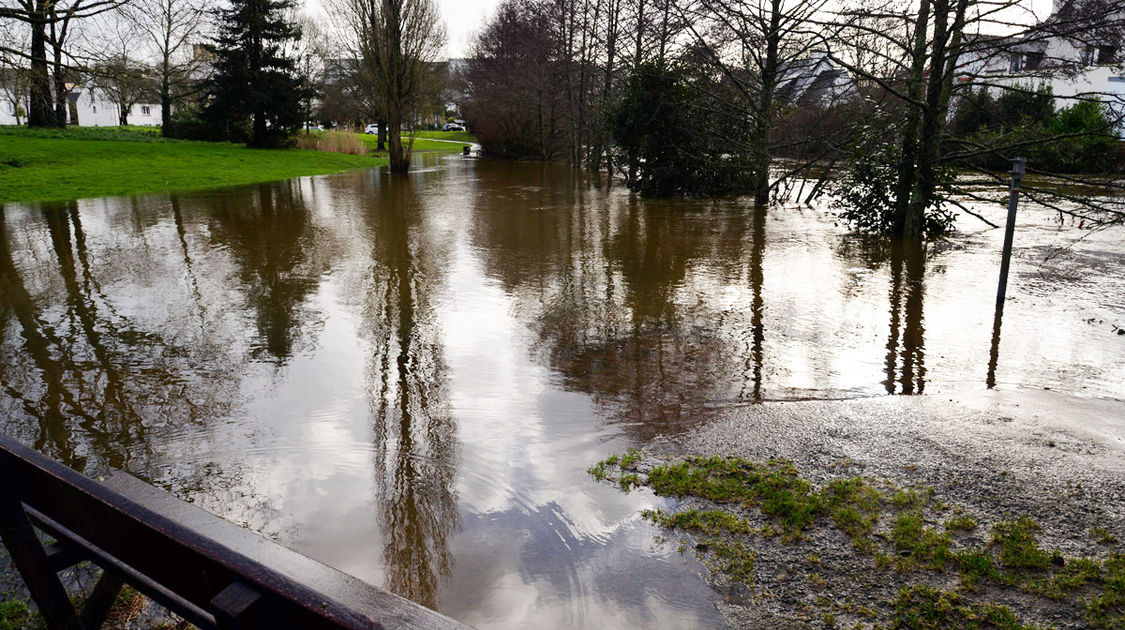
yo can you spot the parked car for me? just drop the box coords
[364,124,380,135]
[442,122,465,132]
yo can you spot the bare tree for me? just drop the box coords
[83,15,154,125]
[120,0,208,135]
[827,0,1125,235]
[679,0,838,206]
[331,0,446,172]
[0,0,129,127]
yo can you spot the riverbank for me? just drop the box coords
[592,389,1125,629]
[0,126,390,204]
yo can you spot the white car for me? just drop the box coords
[442,122,465,132]
[364,124,380,135]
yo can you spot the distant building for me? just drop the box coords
[775,52,858,107]
[959,0,1125,134]
[66,86,162,127]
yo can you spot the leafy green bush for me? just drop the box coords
[830,137,955,237]
[612,61,755,198]
[951,87,1121,174]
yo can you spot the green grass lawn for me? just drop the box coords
[411,130,477,143]
[353,131,476,154]
[0,126,388,204]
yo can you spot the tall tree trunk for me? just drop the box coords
[28,2,55,128]
[161,56,173,136]
[52,45,67,127]
[750,0,782,208]
[907,0,970,237]
[893,0,933,236]
[626,0,646,187]
[377,118,387,151]
[388,104,408,172]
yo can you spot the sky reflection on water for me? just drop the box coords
[0,154,1122,628]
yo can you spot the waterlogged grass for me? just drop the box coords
[892,585,1045,630]
[646,456,826,540]
[590,452,1125,629]
[0,126,386,204]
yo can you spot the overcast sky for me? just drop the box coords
[304,0,1055,59]
[304,0,503,59]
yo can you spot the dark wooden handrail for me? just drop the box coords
[0,434,473,630]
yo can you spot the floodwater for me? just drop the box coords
[0,154,1122,628]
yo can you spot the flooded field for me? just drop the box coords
[0,154,1122,628]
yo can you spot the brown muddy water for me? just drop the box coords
[0,154,1122,628]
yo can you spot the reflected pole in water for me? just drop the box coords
[987,157,1026,389]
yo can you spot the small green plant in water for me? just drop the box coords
[620,448,642,469]
[643,508,754,535]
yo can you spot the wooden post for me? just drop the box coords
[987,157,1026,388]
[995,157,1026,315]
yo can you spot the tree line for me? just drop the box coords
[1,0,445,168]
[463,0,1125,236]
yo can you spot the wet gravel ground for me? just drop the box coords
[646,388,1125,629]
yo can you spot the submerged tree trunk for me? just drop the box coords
[750,0,782,208]
[893,0,933,237]
[907,0,969,237]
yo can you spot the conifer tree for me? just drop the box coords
[204,0,310,147]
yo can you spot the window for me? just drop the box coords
[141,105,151,116]
[1081,46,1095,66]
[1008,53,1022,73]
[6,102,13,115]
[92,105,97,113]
[1098,46,1118,65]
[1024,52,1044,71]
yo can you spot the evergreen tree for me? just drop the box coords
[204,0,310,147]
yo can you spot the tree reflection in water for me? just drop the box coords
[0,198,246,476]
[467,171,762,437]
[207,183,324,364]
[357,173,458,611]
[883,240,927,395]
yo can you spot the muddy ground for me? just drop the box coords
[638,388,1125,628]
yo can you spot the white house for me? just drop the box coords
[960,0,1125,134]
[66,86,161,127]
[1,88,27,125]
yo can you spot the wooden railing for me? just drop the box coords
[0,434,473,630]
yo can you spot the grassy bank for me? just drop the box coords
[0,126,388,204]
[412,130,477,143]
[352,131,476,154]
